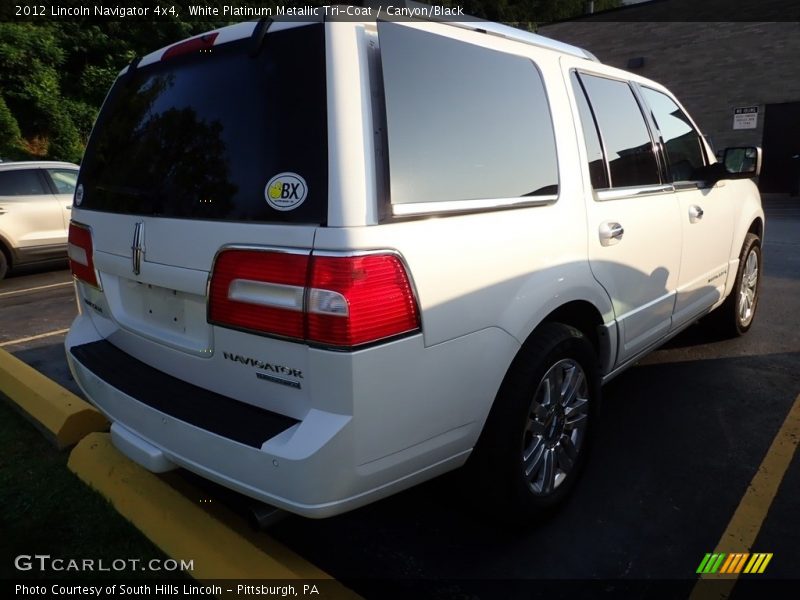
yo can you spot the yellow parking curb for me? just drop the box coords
[68,433,359,596]
[0,348,108,449]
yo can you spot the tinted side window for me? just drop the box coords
[640,87,707,182]
[571,72,609,189]
[0,169,48,196]
[47,169,78,194]
[379,22,559,207]
[579,74,661,188]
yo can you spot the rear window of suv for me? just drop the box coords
[78,24,327,224]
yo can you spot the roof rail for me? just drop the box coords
[447,20,599,61]
[370,0,598,62]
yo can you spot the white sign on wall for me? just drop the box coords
[733,106,759,130]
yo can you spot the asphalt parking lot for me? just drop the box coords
[1,197,798,598]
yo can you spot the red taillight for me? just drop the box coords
[307,255,420,347]
[209,250,309,340]
[208,250,420,349]
[68,222,100,288]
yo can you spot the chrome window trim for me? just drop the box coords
[391,195,557,217]
[673,181,702,191]
[595,184,674,202]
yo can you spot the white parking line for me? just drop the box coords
[0,281,73,298]
[0,329,70,348]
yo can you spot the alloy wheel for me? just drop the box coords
[522,358,589,496]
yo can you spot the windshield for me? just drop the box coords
[78,24,327,224]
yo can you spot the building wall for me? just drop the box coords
[538,20,800,154]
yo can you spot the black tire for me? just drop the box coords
[0,248,8,281]
[707,233,762,337]
[468,322,600,523]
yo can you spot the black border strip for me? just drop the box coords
[70,340,299,448]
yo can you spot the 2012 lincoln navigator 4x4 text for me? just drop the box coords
[65,15,764,521]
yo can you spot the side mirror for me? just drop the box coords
[723,146,762,177]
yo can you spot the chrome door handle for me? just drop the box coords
[689,205,704,223]
[599,222,624,246]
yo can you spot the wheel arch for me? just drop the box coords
[540,300,605,357]
[725,203,765,301]
[748,216,764,240]
[517,297,615,377]
[477,298,611,442]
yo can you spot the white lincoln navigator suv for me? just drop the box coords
[65,15,764,520]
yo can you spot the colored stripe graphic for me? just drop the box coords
[719,553,750,574]
[697,553,728,574]
[733,553,750,573]
[711,553,726,573]
[719,554,736,574]
[743,553,773,574]
[759,554,773,573]
[696,554,713,574]
[699,552,773,575]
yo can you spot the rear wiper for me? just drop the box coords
[249,17,273,58]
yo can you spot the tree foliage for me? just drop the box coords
[0,95,24,159]
[0,1,618,163]
[0,9,228,162]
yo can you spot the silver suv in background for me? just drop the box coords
[0,161,78,279]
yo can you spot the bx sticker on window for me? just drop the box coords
[265,172,308,211]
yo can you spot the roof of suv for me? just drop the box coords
[0,161,79,170]
[136,13,598,70]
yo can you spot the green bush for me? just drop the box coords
[0,95,24,160]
